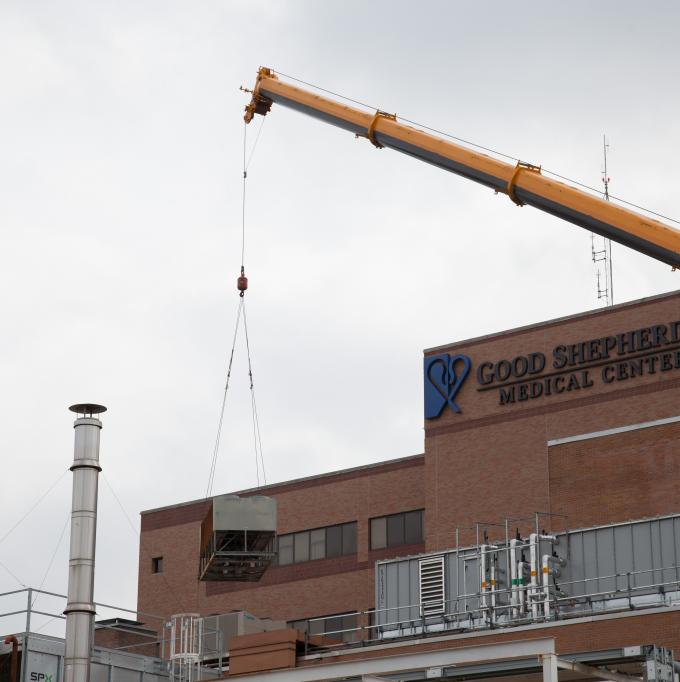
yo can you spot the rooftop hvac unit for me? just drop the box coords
[199,495,277,582]
[377,513,680,637]
[202,611,286,655]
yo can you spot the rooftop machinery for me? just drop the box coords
[243,67,680,269]
[374,513,680,637]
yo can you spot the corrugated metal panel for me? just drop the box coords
[398,558,413,623]
[376,514,680,631]
[613,524,633,591]
[211,495,276,532]
[659,518,677,585]
[552,516,680,599]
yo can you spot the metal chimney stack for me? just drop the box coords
[64,403,107,682]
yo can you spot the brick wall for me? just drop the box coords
[94,625,159,657]
[137,456,424,625]
[549,420,680,528]
[424,290,680,546]
[137,290,680,647]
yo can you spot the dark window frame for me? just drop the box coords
[278,534,294,565]
[404,509,423,545]
[370,516,387,550]
[370,509,424,550]
[151,556,163,573]
[277,521,357,565]
[310,527,325,560]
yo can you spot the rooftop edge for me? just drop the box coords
[141,452,424,516]
[424,288,680,354]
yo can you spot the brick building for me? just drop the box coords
[137,289,680,671]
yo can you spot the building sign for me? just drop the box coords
[425,320,680,418]
[424,354,471,418]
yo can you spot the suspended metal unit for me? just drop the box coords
[199,495,277,582]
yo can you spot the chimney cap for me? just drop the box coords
[69,403,107,416]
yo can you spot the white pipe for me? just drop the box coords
[480,545,488,616]
[64,404,106,682]
[509,539,519,619]
[480,544,497,623]
[541,555,565,619]
[530,534,560,621]
[542,555,551,619]
[529,534,539,620]
[490,560,496,624]
[517,561,528,616]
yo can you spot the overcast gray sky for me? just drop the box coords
[1,0,679,628]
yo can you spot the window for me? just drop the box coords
[151,556,163,573]
[289,612,358,643]
[294,531,310,563]
[278,535,294,565]
[370,517,387,550]
[310,528,325,560]
[387,514,404,546]
[342,522,357,554]
[326,525,342,558]
[370,510,424,550]
[277,522,357,565]
[404,509,423,545]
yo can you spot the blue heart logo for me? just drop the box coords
[424,353,472,419]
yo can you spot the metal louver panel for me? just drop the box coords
[419,556,445,616]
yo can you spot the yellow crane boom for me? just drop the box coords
[244,67,680,269]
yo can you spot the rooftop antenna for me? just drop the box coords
[591,135,614,306]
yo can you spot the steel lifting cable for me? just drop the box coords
[206,299,243,498]
[241,121,247,269]
[205,119,267,497]
[239,118,266,279]
[240,118,268,486]
[242,299,266,486]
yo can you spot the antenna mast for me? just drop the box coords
[591,135,614,306]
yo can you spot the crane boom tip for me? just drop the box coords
[243,67,276,123]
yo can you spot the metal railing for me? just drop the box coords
[0,587,224,671]
[294,563,680,655]
[8,563,680,662]
[0,588,166,646]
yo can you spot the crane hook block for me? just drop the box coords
[237,270,248,297]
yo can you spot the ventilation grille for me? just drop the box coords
[419,555,445,616]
